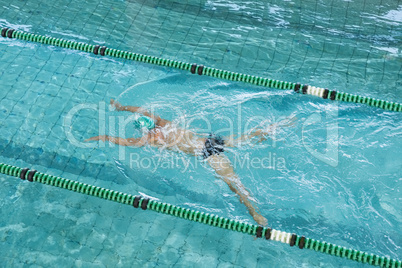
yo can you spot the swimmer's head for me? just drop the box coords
[133,116,155,131]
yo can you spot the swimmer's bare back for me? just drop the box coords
[109,99,205,153]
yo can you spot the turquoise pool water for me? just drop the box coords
[0,0,401,267]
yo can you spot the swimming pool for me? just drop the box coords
[0,0,401,267]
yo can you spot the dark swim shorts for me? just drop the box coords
[202,134,225,159]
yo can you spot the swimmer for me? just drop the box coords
[86,99,296,226]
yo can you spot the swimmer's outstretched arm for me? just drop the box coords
[110,99,171,127]
[111,99,153,117]
[85,135,147,147]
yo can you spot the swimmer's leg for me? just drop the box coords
[110,99,171,127]
[225,116,297,147]
[206,154,268,226]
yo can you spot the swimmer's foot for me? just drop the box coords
[252,116,298,143]
[253,213,268,226]
[277,115,297,128]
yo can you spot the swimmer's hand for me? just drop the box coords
[85,135,108,142]
[110,99,124,111]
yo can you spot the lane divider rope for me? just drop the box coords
[0,162,400,267]
[1,27,401,112]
